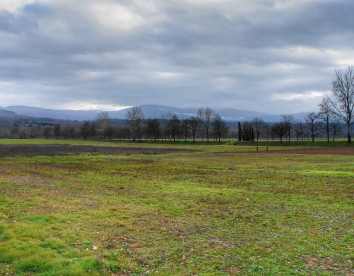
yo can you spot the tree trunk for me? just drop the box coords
[348,123,352,143]
[326,117,330,143]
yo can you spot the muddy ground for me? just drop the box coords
[0,144,195,157]
[0,144,352,158]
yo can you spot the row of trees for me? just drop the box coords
[235,115,343,143]
[1,67,352,143]
[119,106,227,142]
[0,107,227,141]
[1,112,344,142]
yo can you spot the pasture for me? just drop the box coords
[0,139,353,275]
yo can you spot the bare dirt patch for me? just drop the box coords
[306,256,353,275]
[0,144,194,157]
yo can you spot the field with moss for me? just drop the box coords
[0,139,353,275]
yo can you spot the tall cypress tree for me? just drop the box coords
[238,122,242,141]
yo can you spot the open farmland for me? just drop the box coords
[0,140,353,275]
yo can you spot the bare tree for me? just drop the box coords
[197,107,214,142]
[168,114,180,142]
[212,113,227,142]
[115,125,129,140]
[238,122,254,141]
[180,119,190,143]
[271,122,287,142]
[104,126,115,139]
[81,121,90,139]
[88,122,96,138]
[329,66,354,143]
[330,117,342,141]
[318,96,333,142]
[281,115,294,142]
[306,112,319,143]
[43,127,52,139]
[126,106,144,141]
[146,119,160,141]
[294,121,304,142]
[252,117,265,142]
[53,124,61,139]
[10,126,20,138]
[96,111,111,139]
[62,126,76,139]
[263,123,271,142]
[189,116,199,143]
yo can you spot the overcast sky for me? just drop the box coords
[0,0,353,114]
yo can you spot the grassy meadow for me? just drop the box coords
[0,139,353,275]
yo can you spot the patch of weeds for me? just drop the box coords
[78,257,103,271]
[39,238,66,251]
[0,225,8,242]
[12,223,48,240]
[0,247,16,263]
[14,255,56,273]
[105,263,122,273]
[23,214,56,224]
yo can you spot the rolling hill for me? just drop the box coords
[0,105,308,122]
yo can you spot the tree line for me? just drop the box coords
[0,107,229,142]
[1,107,345,143]
[0,66,352,143]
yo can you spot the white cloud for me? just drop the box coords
[154,72,183,79]
[0,0,353,113]
[271,90,326,101]
[86,2,146,34]
[0,0,36,13]
[57,102,131,111]
[273,0,323,10]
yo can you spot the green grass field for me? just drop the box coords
[0,139,353,275]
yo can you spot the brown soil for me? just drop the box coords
[306,256,353,275]
[0,144,194,157]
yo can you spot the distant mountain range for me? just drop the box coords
[0,109,17,118]
[0,105,308,122]
[0,108,79,127]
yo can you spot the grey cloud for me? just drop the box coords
[0,0,353,114]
